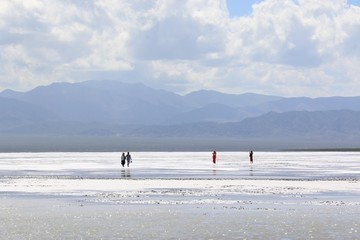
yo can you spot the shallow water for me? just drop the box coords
[0,152,359,239]
[0,151,359,179]
[1,198,359,240]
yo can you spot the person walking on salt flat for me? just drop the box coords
[212,151,217,164]
[121,152,126,167]
[249,150,254,164]
[126,152,132,167]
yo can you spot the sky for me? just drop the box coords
[1,0,360,97]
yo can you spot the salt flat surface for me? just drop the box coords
[0,152,359,239]
[0,151,359,179]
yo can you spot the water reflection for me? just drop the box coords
[212,165,216,176]
[2,152,359,179]
[121,168,131,178]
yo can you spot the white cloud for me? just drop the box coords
[0,0,360,97]
[222,0,360,96]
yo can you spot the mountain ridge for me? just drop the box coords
[1,80,360,149]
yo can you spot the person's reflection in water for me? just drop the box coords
[212,165,216,176]
[126,168,131,178]
[249,166,253,176]
[121,168,131,178]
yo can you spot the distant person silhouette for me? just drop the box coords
[212,151,217,164]
[249,150,254,164]
[121,152,126,167]
[126,152,132,167]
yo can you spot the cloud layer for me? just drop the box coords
[1,0,360,96]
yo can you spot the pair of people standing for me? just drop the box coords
[121,152,132,167]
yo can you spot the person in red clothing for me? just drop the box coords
[212,151,217,164]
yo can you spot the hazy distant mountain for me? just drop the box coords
[229,110,360,138]
[178,91,360,123]
[256,96,360,112]
[0,96,57,130]
[129,110,360,139]
[170,91,283,123]
[183,90,283,108]
[0,80,286,126]
[1,80,360,143]
[1,80,189,125]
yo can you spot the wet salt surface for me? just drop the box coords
[1,198,359,239]
[0,151,359,179]
[0,152,359,239]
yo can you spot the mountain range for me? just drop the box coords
[1,80,360,150]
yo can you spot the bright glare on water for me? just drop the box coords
[0,151,359,179]
[0,152,359,239]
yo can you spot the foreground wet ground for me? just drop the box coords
[1,196,359,239]
[0,152,359,239]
